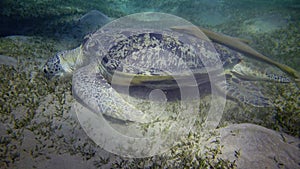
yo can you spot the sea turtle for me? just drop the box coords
[43,12,292,123]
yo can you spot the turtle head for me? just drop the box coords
[43,52,65,79]
[43,46,84,79]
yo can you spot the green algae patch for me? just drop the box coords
[273,84,300,137]
[0,61,235,168]
[0,36,58,60]
[107,131,236,169]
[0,64,53,167]
[249,22,300,72]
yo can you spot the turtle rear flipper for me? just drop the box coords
[221,74,271,107]
[231,60,291,83]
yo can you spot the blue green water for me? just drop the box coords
[1,0,299,69]
[0,0,300,35]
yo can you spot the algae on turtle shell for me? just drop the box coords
[171,25,300,86]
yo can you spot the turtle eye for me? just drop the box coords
[43,68,48,73]
[58,52,65,58]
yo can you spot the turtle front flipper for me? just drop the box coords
[72,64,155,124]
[220,73,271,107]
